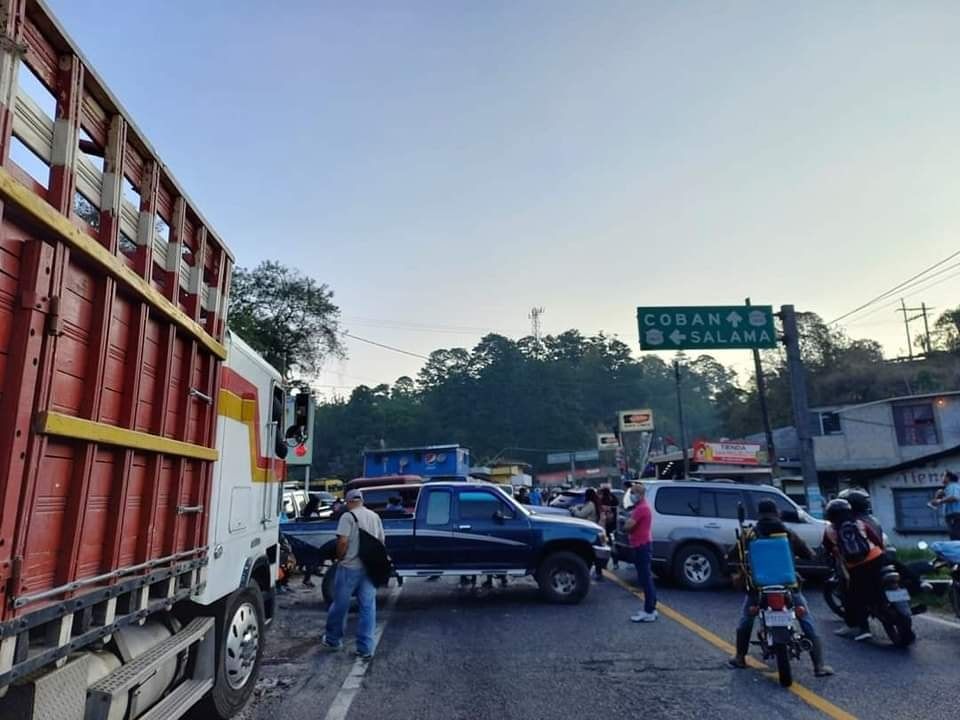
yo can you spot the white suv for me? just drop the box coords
[613,480,827,590]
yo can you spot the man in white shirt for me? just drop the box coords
[321,489,385,659]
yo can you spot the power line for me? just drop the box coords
[843,266,960,328]
[827,249,960,326]
[343,316,521,335]
[343,332,431,360]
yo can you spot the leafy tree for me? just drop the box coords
[228,261,344,378]
[931,308,960,352]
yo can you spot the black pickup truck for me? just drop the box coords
[282,481,610,604]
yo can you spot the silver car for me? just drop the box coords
[614,480,828,590]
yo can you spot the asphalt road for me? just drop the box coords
[243,570,960,720]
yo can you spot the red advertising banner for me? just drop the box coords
[693,440,767,466]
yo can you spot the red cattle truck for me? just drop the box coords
[0,2,288,718]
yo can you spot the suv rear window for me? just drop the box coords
[701,489,745,519]
[746,490,796,520]
[654,487,700,516]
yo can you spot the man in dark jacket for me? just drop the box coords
[727,499,833,676]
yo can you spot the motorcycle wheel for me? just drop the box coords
[775,644,792,688]
[822,581,845,620]
[881,607,915,648]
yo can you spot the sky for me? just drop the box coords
[48,1,960,398]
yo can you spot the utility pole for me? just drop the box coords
[780,305,822,517]
[896,300,934,357]
[747,297,777,473]
[674,359,689,478]
[899,299,913,360]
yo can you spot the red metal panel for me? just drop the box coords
[21,15,56,88]
[117,452,148,568]
[97,294,146,577]
[0,231,53,616]
[49,54,82,215]
[0,0,238,624]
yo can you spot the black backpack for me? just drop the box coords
[348,511,394,587]
[837,520,871,564]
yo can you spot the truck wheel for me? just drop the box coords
[536,551,590,604]
[322,564,337,609]
[673,544,719,590]
[195,581,266,719]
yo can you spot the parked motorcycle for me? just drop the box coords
[919,540,960,619]
[822,550,919,647]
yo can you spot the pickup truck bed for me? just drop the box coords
[282,482,609,604]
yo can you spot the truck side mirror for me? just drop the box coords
[737,503,745,524]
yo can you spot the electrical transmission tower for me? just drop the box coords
[529,306,545,342]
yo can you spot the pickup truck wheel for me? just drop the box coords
[537,551,590,604]
[192,581,265,719]
[322,564,337,609]
[673,544,719,590]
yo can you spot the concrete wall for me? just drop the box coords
[814,396,960,472]
[866,453,960,547]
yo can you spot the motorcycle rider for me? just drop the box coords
[727,499,834,676]
[823,498,885,641]
[838,488,881,540]
[841,487,932,597]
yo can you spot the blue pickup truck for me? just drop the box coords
[282,481,609,604]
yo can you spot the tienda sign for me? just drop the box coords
[693,440,767,466]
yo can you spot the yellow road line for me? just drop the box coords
[604,570,858,720]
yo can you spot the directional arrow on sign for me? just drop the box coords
[726,311,743,328]
[669,329,686,344]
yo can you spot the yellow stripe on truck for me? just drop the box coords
[217,389,275,483]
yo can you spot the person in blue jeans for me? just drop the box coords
[321,490,385,660]
[624,483,658,622]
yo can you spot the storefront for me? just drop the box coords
[862,449,960,546]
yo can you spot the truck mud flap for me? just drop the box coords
[86,617,215,720]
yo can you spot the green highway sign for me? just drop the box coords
[636,305,777,351]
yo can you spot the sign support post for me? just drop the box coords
[780,304,822,516]
[674,359,689,478]
[746,297,777,473]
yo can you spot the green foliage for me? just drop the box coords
[228,261,344,378]
[309,309,960,479]
[312,332,740,478]
[717,310,960,437]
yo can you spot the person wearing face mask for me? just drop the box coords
[624,483,657,622]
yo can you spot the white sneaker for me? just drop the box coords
[854,630,872,642]
[631,610,658,623]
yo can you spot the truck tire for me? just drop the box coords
[193,581,266,719]
[322,564,337,609]
[536,551,590,604]
[673,544,719,590]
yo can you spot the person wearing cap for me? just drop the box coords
[321,489,385,659]
[726,499,833,677]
